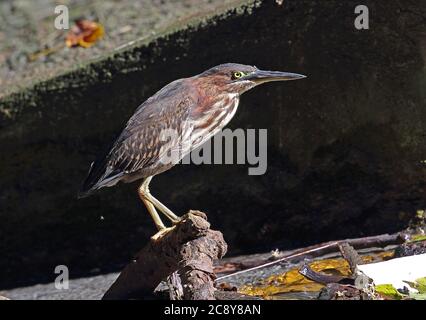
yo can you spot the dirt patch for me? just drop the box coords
[0,0,250,97]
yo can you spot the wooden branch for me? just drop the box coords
[338,242,362,272]
[103,210,227,300]
[167,272,184,300]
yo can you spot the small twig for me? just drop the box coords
[338,242,362,273]
[298,263,348,285]
[28,43,65,61]
[299,243,363,285]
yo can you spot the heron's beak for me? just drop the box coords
[244,70,306,84]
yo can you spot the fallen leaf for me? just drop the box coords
[239,258,352,298]
[412,277,426,293]
[66,20,104,48]
[375,284,403,300]
[400,278,426,300]
[409,234,426,243]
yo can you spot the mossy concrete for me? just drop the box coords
[0,0,425,288]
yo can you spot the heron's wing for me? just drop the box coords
[79,80,195,196]
[109,96,194,173]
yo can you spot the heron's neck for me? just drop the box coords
[193,92,240,136]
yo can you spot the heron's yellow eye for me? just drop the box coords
[232,71,245,80]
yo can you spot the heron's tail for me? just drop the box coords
[78,160,104,198]
[78,157,124,198]
[78,154,117,197]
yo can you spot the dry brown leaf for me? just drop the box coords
[66,20,104,48]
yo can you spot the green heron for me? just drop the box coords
[79,63,305,239]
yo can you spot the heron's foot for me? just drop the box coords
[151,226,176,241]
[171,216,183,225]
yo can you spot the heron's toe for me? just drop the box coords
[150,226,176,241]
[171,216,183,225]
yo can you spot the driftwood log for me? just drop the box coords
[103,210,227,300]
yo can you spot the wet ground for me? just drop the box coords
[0,244,396,300]
[0,0,245,97]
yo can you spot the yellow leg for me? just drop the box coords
[138,177,179,240]
[138,184,166,230]
[139,176,181,223]
[150,225,176,241]
[139,197,165,230]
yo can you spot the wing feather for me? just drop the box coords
[79,79,195,197]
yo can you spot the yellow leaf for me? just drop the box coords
[66,20,104,48]
[240,258,351,298]
[375,284,403,299]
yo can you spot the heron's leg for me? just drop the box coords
[140,198,165,230]
[146,194,182,223]
[141,176,182,223]
[141,198,176,241]
[138,181,165,230]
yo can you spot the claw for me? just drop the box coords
[171,217,183,225]
[150,226,176,241]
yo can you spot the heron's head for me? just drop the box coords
[199,63,306,95]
